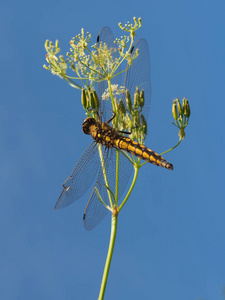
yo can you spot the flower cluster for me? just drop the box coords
[101,85,124,100]
[172,98,191,139]
[43,17,142,92]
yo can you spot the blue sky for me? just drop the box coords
[1,0,225,299]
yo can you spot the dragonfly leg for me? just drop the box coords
[88,108,101,121]
[106,112,116,124]
[119,130,132,135]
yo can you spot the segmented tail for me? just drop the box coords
[113,136,173,170]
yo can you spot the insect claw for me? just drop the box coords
[106,111,116,124]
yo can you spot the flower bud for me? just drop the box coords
[138,18,142,26]
[45,40,49,49]
[81,89,87,108]
[59,55,65,63]
[172,100,178,121]
[43,64,49,70]
[118,22,124,30]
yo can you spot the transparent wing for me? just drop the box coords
[83,161,110,231]
[123,39,151,121]
[83,147,133,230]
[55,143,100,209]
[96,26,121,122]
[97,26,118,59]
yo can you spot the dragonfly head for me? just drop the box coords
[82,117,97,135]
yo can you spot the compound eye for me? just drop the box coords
[82,118,96,135]
[82,120,90,134]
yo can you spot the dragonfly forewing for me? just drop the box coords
[97,26,122,122]
[123,38,151,121]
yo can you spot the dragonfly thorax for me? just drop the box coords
[82,117,97,135]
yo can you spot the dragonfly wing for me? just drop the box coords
[83,147,133,230]
[97,26,121,122]
[55,143,100,209]
[83,164,109,231]
[97,26,117,57]
[124,39,151,121]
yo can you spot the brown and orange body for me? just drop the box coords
[82,117,173,170]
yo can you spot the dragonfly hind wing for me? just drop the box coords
[83,172,110,231]
[55,142,99,209]
[83,146,112,230]
[83,147,133,230]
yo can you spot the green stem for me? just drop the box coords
[98,144,114,208]
[111,36,134,76]
[115,150,119,205]
[118,164,139,212]
[87,47,108,77]
[64,77,82,89]
[160,138,182,156]
[98,213,118,300]
[107,79,116,112]
[110,68,128,79]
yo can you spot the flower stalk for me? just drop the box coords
[98,212,118,300]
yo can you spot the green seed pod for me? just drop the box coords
[183,98,191,118]
[176,98,183,115]
[85,90,90,109]
[183,98,187,117]
[81,89,87,108]
[93,90,100,109]
[125,114,132,129]
[186,100,191,118]
[172,100,178,121]
[134,87,140,108]
[134,114,140,126]
[126,90,132,112]
[140,114,147,134]
[139,90,145,108]
[90,92,96,109]
[136,86,140,96]
[118,99,126,115]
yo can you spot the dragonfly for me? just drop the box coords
[55,26,173,230]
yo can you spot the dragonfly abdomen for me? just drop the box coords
[113,136,173,170]
[83,119,173,170]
